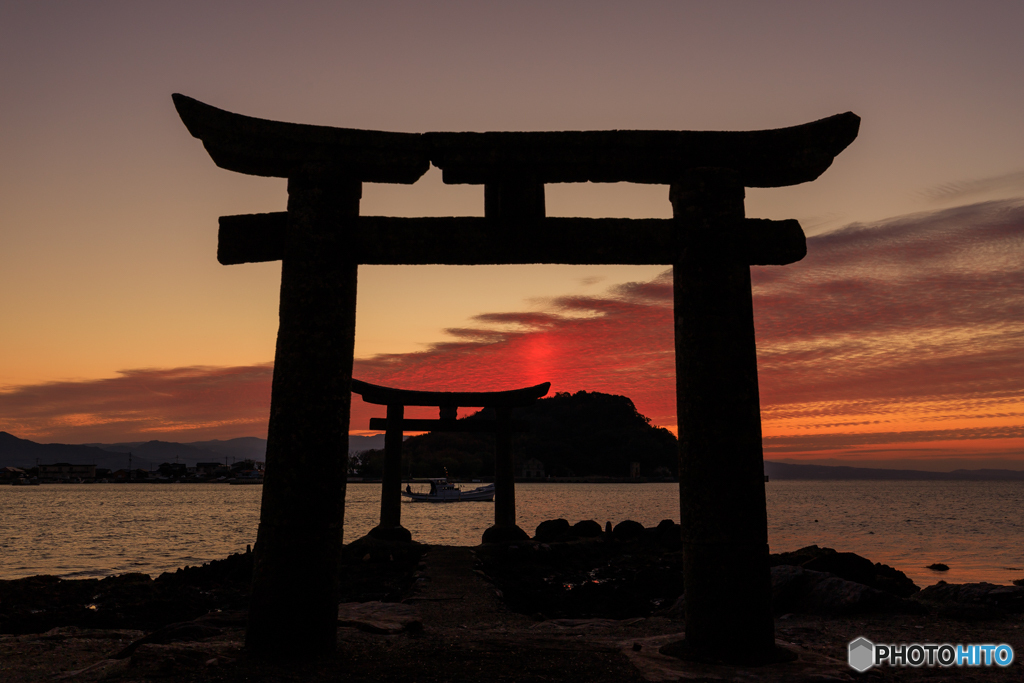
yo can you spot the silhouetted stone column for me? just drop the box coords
[246,170,360,656]
[371,403,411,541]
[670,168,777,664]
[484,180,545,219]
[480,180,539,544]
[483,405,527,542]
[494,407,514,527]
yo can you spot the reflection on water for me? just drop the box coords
[1,481,1022,587]
[0,485,262,580]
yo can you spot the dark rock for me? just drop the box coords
[336,601,421,634]
[476,534,683,620]
[0,571,220,635]
[612,520,645,541]
[770,566,924,616]
[914,581,1024,618]
[340,536,427,603]
[654,519,680,541]
[535,519,571,542]
[571,520,603,538]
[156,551,252,588]
[927,563,949,571]
[770,545,918,597]
[0,544,424,636]
[482,525,531,544]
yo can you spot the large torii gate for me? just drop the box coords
[173,94,858,663]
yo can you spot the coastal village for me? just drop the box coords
[0,459,265,485]
[0,457,671,485]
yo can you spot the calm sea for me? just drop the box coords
[2,481,1022,588]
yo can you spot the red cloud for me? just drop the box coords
[351,276,676,429]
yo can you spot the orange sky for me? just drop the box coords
[1,3,1022,469]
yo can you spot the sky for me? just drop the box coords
[1,2,1022,469]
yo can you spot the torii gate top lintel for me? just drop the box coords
[172,93,859,188]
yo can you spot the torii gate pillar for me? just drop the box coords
[672,168,776,662]
[246,171,360,654]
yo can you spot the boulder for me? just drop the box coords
[654,519,680,542]
[535,519,571,542]
[771,565,924,616]
[771,545,918,597]
[914,581,1024,618]
[612,520,645,541]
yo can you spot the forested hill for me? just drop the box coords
[352,391,678,479]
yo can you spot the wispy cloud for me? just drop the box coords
[0,365,273,443]
[920,170,1024,203]
[3,200,1022,465]
[754,199,1024,463]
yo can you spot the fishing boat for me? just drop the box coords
[402,478,494,502]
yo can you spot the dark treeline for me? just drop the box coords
[351,390,678,479]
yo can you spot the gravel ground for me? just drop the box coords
[3,541,1024,682]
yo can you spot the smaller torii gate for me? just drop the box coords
[351,379,550,542]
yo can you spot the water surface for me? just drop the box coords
[2,481,1021,588]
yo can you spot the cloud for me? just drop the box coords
[751,199,1024,463]
[0,365,273,443]
[763,426,1024,451]
[3,200,1022,466]
[920,169,1024,203]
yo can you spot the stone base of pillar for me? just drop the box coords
[675,540,778,664]
[368,525,412,543]
[481,524,529,544]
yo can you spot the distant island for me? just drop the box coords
[351,390,679,480]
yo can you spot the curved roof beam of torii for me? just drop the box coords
[172,94,859,188]
[351,379,551,408]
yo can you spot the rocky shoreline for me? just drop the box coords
[3,519,1024,681]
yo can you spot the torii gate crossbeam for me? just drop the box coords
[172,94,859,663]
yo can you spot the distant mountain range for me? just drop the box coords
[0,432,386,470]
[2,431,1023,480]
